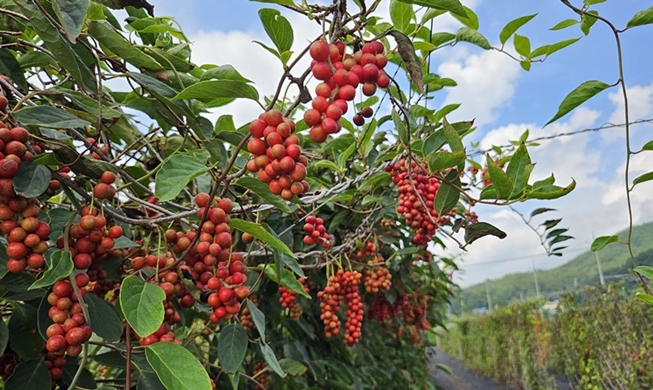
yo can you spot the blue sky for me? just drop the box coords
[147,0,653,287]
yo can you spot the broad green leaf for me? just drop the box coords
[387,31,424,93]
[392,109,408,144]
[641,140,653,151]
[390,0,415,33]
[119,275,165,338]
[37,291,54,340]
[0,317,7,354]
[258,8,294,54]
[627,6,653,28]
[430,32,456,47]
[452,6,479,30]
[338,143,357,169]
[455,27,491,50]
[634,266,653,280]
[279,359,307,376]
[173,80,259,101]
[530,207,555,218]
[397,0,467,19]
[636,293,653,306]
[146,342,212,390]
[229,219,294,257]
[13,106,90,128]
[486,156,513,199]
[590,235,619,252]
[633,171,653,186]
[434,173,460,217]
[258,264,310,298]
[90,20,164,69]
[580,10,598,35]
[18,51,58,69]
[4,358,50,390]
[0,50,28,90]
[8,304,43,360]
[464,222,507,245]
[506,144,532,199]
[546,80,610,126]
[154,155,210,202]
[313,160,341,172]
[429,150,465,171]
[550,19,578,31]
[544,37,581,57]
[86,294,122,341]
[261,343,284,377]
[434,103,460,124]
[13,162,51,198]
[235,177,292,213]
[28,250,72,290]
[53,0,88,43]
[513,34,531,57]
[200,65,252,83]
[217,324,248,373]
[421,8,446,24]
[246,300,266,342]
[499,14,536,45]
[442,118,463,152]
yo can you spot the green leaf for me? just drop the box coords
[28,250,73,290]
[261,343,285,377]
[430,32,456,47]
[53,0,88,43]
[200,65,252,83]
[636,293,653,306]
[12,162,51,198]
[455,27,491,50]
[530,207,555,218]
[18,51,58,69]
[392,109,408,144]
[86,294,122,341]
[546,80,610,126]
[217,323,248,374]
[61,363,97,389]
[390,0,415,33]
[434,175,460,217]
[0,317,7,354]
[146,342,212,390]
[580,10,598,35]
[499,14,537,45]
[313,160,341,172]
[119,275,165,338]
[590,235,619,252]
[387,31,424,94]
[486,156,513,199]
[634,266,653,280]
[246,300,266,342]
[89,20,163,70]
[279,358,307,376]
[258,8,294,54]
[13,106,91,128]
[505,144,532,198]
[513,34,531,57]
[428,150,465,171]
[258,264,310,298]
[0,50,28,91]
[627,6,653,28]
[154,155,210,202]
[8,304,43,360]
[235,177,291,213]
[229,219,294,257]
[452,6,479,30]
[464,222,507,245]
[544,37,581,57]
[633,171,653,186]
[434,104,460,124]
[173,80,259,101]
[641,140,653,151]
[397,0,467,19]
[442,118,463,152]
[4,358,50,390]
[550,19,578,31]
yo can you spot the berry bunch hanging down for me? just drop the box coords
[386,159,447,246]
[306,39,390,143]
[317,269,364,345]
[246,110,310,200]
[302,215,330,248]
[45,279,92,359]
[279,278,308,308]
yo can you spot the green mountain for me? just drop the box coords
[458,221,653,310]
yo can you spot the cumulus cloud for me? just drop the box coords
[603,80,653,143]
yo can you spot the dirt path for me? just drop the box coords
[428,348,516,390]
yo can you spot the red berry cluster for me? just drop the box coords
[44,352,67,383]
[94,170,117,200]
[0,125,52,273]
[386,159,444,245]
[306,40,390,143]
[0,352,16,382]
[302,215,330,248]
[246,110,310,200]
[45,279,92,358]
[289,302,302,322]
[139,322,182,346]
[279,278,308,308]
[253,362,269,389]
[318,269,364,345]
[364,260,392,293]
[205,255,250,324]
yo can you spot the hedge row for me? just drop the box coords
[438,285,653,389]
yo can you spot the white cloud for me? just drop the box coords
[603,80,653,143]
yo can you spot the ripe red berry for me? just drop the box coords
[309,40,330,62]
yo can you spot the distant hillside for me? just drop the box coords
[458,221,653,309]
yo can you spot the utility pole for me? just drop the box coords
[531,259,541,298]
[485,279,493,313]
[574,277,578,288]
[592,232,605,286]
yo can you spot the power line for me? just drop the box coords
[469,118,653,157]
